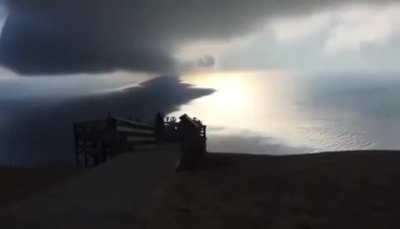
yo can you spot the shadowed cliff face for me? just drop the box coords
[0,76,214,167]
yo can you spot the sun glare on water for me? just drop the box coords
[183,72,254,118]
[171,70,378,153]
[171,71,307,145]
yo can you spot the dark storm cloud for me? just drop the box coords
[0,0,391,75]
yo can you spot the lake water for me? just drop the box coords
[2,70,400,166]
[171,71,400,154]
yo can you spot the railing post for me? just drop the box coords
[73,124,80,168]
[154,112,165,143]
[84,151,88,168]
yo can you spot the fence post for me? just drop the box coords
[84,151,88,168]
[73,124,80,168]
[154,112,165,143]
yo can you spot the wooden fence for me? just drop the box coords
[73,113,207,170]
[74,115,156,168]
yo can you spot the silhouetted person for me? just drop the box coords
[177,114,205,171]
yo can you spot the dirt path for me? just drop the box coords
[0,168,79,207]
[0,143,180,228]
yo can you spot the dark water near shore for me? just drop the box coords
[0,72,212,166]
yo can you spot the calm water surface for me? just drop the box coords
[172,71,400,154]
[2,70,400,165]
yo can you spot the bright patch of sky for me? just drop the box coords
[271,4,400,54]
[177,3,400,74]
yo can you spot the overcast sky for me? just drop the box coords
[0,0,398,75]
[0,1,399,165]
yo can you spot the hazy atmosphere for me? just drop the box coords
[0,0,399,165]
[3,1,400,229]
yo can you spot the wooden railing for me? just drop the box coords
[73,113,207,170]
[74,115,156,168]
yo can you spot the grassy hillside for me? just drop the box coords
[146,151,400,229]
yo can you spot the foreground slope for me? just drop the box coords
[0,144,180,228]
[147,150,400,229]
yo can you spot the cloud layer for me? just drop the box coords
[269,4,400,54]
[0,0,395,75]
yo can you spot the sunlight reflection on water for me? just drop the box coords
[171,71,379,154]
